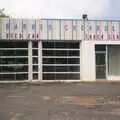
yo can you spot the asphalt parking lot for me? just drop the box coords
[0,83,120,120]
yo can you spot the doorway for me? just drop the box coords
[95,45,106,79]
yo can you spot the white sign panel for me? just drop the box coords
[60,20,72,40]
[9,19,23,40]
[52,20,60,40]
[72,20,77,40]
[40,20,47,40]
[76,20,83,40]
[47,20,53,40]
[36,19,41,40]
[1,18,120,41]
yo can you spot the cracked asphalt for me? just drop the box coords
[0,83,120,120]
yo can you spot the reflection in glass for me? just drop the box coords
[33,73,38,79]
[96,53,105,65]
[0,66,28,72]
[32,41,38,48]
[0,50,28,56]
[33,57,38,64]
[0,74,28,81]
[33,65,38,72]
[0,58,28,64]
[95,45,106,51]
[96,66,106,79]
[32,50,38,56]
[43,42,79,49]
[0,74,15,80]
[0,41,28,48]
[43,74,55,80]
[43,73,80,80]
[16,74,28,80]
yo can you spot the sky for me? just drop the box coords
[0,0,119,20]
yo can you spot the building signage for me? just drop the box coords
[0,18,120,41]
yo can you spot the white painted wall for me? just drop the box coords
[38,41,42,81]
[28,41,33,81]
[52,20,60,40]
[80,41,96,81]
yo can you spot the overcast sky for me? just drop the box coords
[0,0,119,20]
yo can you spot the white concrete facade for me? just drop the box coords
[0,18,120,82]
[28,41,33,81]
[80,41,95,81]
[38,41,42,81]
[83,41,120,81]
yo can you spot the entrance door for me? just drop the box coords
[95,45,106,79]
[96,53,106,79]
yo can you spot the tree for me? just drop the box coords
[0,8,9,18]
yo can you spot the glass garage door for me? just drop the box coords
[0,41,28,81]
[42,41,80,80]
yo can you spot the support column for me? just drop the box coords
[28,41,33,81]
[80,41,96,81]
[106,45,108,79]
[38,41,42,81]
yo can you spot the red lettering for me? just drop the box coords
[101,34,104,39]
[117,35,119,39]
[96,35,99,40]
[113,35,115,40]
[93,35,96,40]
[36,34,39,38]
[32,34,35,38]
[90,35,92,40]
[19,34,23,39]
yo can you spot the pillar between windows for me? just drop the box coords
[28,41,33,81]
[38,41,42,81]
